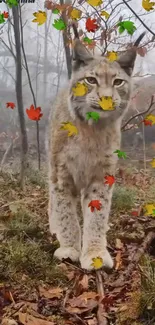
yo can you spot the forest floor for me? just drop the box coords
[0,158,155,325]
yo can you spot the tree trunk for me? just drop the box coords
[43,8,48,103]
[60,0,72,79]
[12,5,28,189]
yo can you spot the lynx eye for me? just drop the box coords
[113,79,125,87]
[85,77,97,85]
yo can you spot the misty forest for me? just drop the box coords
[0,0,155,324]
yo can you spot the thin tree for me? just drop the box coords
[12,4,28,189]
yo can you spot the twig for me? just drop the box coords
[122,0,155,37]
[96,270,108,325]
[121,95,155,131]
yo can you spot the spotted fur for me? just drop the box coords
[47,37,143,270]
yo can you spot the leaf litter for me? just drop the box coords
[0,168,155,325]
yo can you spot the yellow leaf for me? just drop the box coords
[70,8,82,19]
[87,0,102,6]
[150,158,155,168]
[60,122,78,137]
[143,203,155,216]
[100,10,110,18]
[107,51,118,62]
[91,256,103,269]
[32,11,47,26]
[145,114,155,125]
[72,82,88,96]
[142,0,155,11]
[98,96,115,111]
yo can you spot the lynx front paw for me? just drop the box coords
[54,247,80,262]
[80,248,113,271]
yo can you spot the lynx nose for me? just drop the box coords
[98,87,113,99]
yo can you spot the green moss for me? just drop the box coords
[112,185,138,212]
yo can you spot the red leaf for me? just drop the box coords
[142,119,152,126]
[6,102,15,109]
[88,200,102,212]
[3,11,9,18]
[26,104,43,121]
[131,210,139,217]
[86,18,99,33]
[104,175,115,186]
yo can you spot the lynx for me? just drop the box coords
[47,33,145,270]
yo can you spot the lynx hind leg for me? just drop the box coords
[48,181,81,262]
[80,182,114,271]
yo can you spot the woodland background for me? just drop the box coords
[0,1,155,325]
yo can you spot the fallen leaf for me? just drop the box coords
[150,158,155,168]
[79,274,89,291]
[39,286,63,299]
[66,291,99,314]
[115,251,122,270]
[143,203,155,216]
[18,313,54,325]
[115,238,124,250]
[2,319,18,325]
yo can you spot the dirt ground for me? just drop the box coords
[0,155,155,325]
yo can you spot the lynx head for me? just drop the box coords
[68,34,145,124]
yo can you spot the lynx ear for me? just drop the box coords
[72,39,93,71]
[117,32,146,76]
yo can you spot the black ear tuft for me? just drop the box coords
[117,32,146,76]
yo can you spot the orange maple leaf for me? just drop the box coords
[86,18,99,32]
[88,200,102,212]
[6,102,15,109]
[3,11,9,18]
[142,119,153,126]
[26,105,43,121]
[104,175,115,186]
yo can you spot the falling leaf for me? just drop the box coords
[117,20,136,35]
[60,122,78,137]
[26,105,43,121]
[70,8,82,19]
[145,114,155,125]
[3,12,9,19]
[115,251,122,270]
[72,82,88,96]
[91,256,103,269]
[98,96,115,111]
[88,200,102,212]
[18,313,54,325]
[150,158,155,168]
[107,51,118,62]
[144,203,155,216]
[6,102,15,109]
[87,0,102,6]
[83,36,93,44]
[104,175,115,186]
[6,0,18,8]
[39,286,63,299]
[52,8,60,14]
[100,10,110,18]
[52,18,66,30]
[142,119,153,126]
[113,149,127,159]
[0,14,5,24]
[142,0,155,11]
[86,111,100,122]
[86,18,99,32]
[32,11,47,26]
